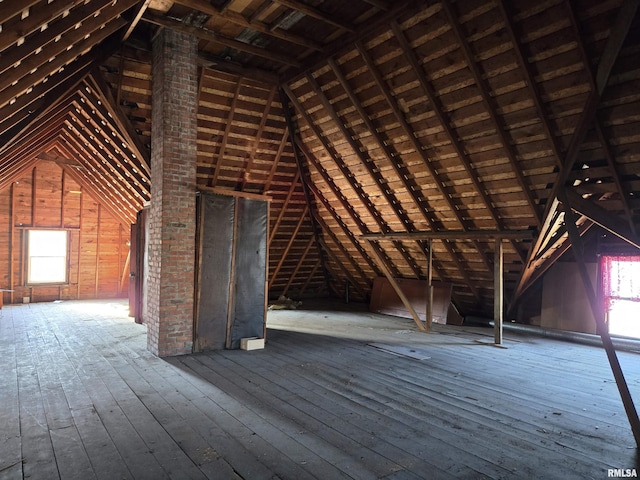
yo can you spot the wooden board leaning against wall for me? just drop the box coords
[0,161,130,305]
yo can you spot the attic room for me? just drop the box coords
[1,0,640,478]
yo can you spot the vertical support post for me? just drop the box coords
[559,189,640,447]
[426,239,433,331]
[494,237,504,345]
[95,203,101,298]
[9,183,15,304]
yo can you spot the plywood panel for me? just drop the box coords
[369,276,453,324]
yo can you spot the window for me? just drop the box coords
[27,230,68,284]
[601,255,640,338]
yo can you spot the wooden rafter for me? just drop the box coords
[281,95,333,295]
[356,41,484,303]
[0,18,127,110]
[58,125,144,208]
[0,0,41,25]
[293,136,381,276]
[270,206,308,285]
[268,171,301,246]
[210,79,243,187]
[0,0,115,79]
[497,0,565,170]
[594,122,636,236]
[283,83,425,280]
[310,208,372,291]
[56,137,141,221]
[513,0,638,304]
[283,0,418,83]
[282,236,315,296]
[321,239,370,299]
[75,88,150,185]
[87,70,151,170]
[67,104,148,199]
[237,85,277,191]
[0,0,83,52]
[122,0,153,41]
[391,21,526,267]
[0,36,121,151]
[563,190,640,249]
[440,1,541,228]
[564,0,636,237]
[305,72,437,281]
[261,128,289,194]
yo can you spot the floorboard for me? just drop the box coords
[1,299,639,479]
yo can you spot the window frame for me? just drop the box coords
[25,229,70,285]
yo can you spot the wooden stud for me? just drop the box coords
[95,203,101,298]
[426,239,433,332]
[9,183,15,304]
[225,201,240,350]
[494,238,504,345]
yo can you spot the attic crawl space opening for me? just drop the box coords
[601,255,640,339]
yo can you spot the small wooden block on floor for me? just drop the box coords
[240,337,264,351]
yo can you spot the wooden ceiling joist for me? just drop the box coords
[175,0,323,52]
[141,10,301,67]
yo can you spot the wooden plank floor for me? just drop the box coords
[1,300,639,479]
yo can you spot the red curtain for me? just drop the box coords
[600,255,640,312]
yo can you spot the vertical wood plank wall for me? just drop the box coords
[0,162,129,305]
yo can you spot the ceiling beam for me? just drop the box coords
[141,10,300,67]
[272,0,355,32]
[362,231,534,241]
[283,0,419,84]
[174,0,322,51]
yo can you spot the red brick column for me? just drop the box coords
[147,28,198,356]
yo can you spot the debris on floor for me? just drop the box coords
[268,295,303,310]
